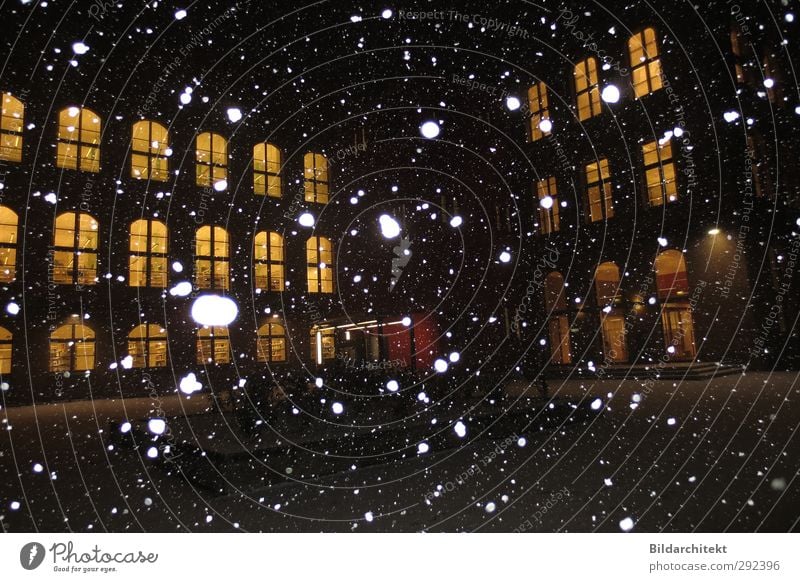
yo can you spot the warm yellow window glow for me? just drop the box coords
[595,262,621,305]
[53,212,98,285]
[0,93,24,162]
[50,323,95,372]
[0,206,18,283]
[132,121,169,181]
[655,250,689,300]
[544,272,571,364]
[196,132,228,188]
[575,58,602,121]
[304,152,329,203]
[586,159,614,222]
[310,327,335,363]
[643,139,677,206]
[601,314,628,363]
[661,306,696,360]
[195,226,229,290]
[307,236,334,293]
[57,107,101,172]
[629,27,663,98]
[197,326,230,364]
[128,324,167,368]
[536,177,559,234]
[129,219,168,288]
[254,143,282,197]
[257,322,286,363]
[527,82,550,141]
[0,326,11,374]
[254,231,284,291]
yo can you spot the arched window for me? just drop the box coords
[254,231,284,291]
[254,143,282,197]
[53,212,98,285]
[544,272,571,364]
[129,219,168,287]
[0,93,24,162]
[310,326,335,364]
[128,324,167,368]
[527,82,550,141]
[575,57,601,121]
[595,262,626,363]
[536,177,559,234]
[49,323,95,372]
[57,107,101,172]
[595,262,621,305]
[0,206,18,283]
[654,250,695,359]
[195,226,229,290]
[629,28,663,98]
[586,158,614,222]
[654,250,689,300]
[197,326,230,364]
[643,139,678,206]
[304,152,329,203]
[0,326,11,374]
[307,236,334,293]
[196,132,228,188]
[257,322,286,363]
[131,120,169,181]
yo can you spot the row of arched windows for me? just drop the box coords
[541,250,696,364]
[0,97,329,201]
[0,207,335,293]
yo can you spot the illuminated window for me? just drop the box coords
[0,93,24,162]
[128,324,167,368]
[595,263,626,363]
[196,132,228,188]
[601,314,628,363]
[575,58,602,121]
[195,226,229,290]
[53,212,98,285]
[254,143,282,197]
[629,28,663,98]
[527,82,550,141]
[585,159,614,222]
[536,177,560,234]
[304,152,329,203]
[0,326,11,374]
[57,107,101,172]
[254,231,284,291]
[49,323,95,372]
[131,120,169,181]
[310,326,335,364]
[197,327,230,364]
[307,236,334,294]
[257,322,287,363]
[643,140,677,206]
[661,306,696,360]
[0,206,18,283]
[129,220,168,288]
[655,250,689,300]
[544,272,571,364]
[595,262,621,305]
